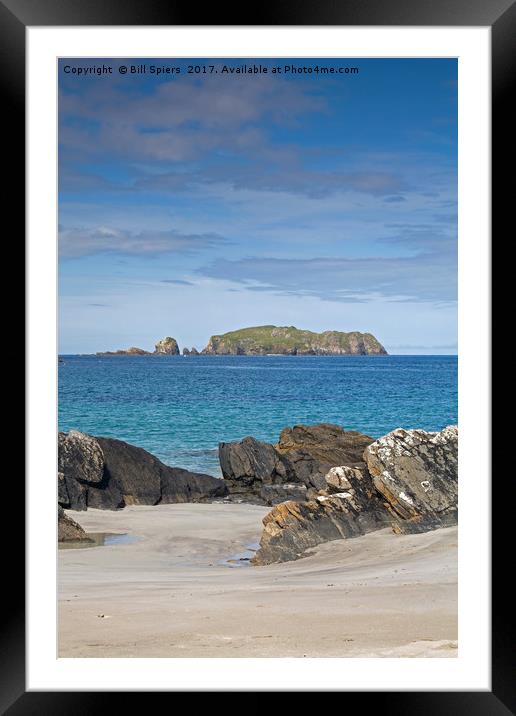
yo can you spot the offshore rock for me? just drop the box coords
[96,346,150,356]
[364,426,458,533]
[154,336,180,355]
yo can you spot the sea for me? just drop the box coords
[58,354,458,477]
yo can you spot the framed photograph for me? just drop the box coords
[8,0,508,707]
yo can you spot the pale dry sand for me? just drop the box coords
[58,504,457,658]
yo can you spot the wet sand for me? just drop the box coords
[58,504,457,657]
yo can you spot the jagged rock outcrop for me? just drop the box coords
[252,462,389,564]
[154,337,179,355]
[220,436,287,490]
[364,426,458,533]
[219,424,374,503]
[58,505,92,542]
[58,431,227,510]
[252,492,389,566]
[202,325,387,355]
[276,424,374,492]
[182,347,199,356]
[251,425,458,564]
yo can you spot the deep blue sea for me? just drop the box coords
[58,355,457,477]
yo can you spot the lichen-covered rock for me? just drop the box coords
[58,471,69,505]
[58,430,105,484]
[323,465,363,493]
[154,337,179,355]
[364,426,458,533]
[58,431,228,510]
[58,431,104,510]
[58,506,92,542]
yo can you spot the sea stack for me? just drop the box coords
[154,337,180,355]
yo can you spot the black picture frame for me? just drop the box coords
[7,0,509,708]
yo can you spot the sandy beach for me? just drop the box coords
[58,504,457,658]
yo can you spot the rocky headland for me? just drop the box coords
[218,423,458,565]
[201,325,387,355]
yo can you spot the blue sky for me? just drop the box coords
[58,58,457,354]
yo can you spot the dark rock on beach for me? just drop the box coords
[219,436,289,501]
[58,430,105,510]
[58,505,92,542]
[219,424,374,503]
[58,431,228,511]
[160,467,228,503]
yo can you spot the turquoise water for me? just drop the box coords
[58,355,457,476]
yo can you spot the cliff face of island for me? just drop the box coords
[201,326,387,355]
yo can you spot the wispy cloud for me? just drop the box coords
[59,226,230,259]
[59,74,326,163]
[161,279,194,285]
[135,167,406,199]
[197,251,457,304]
